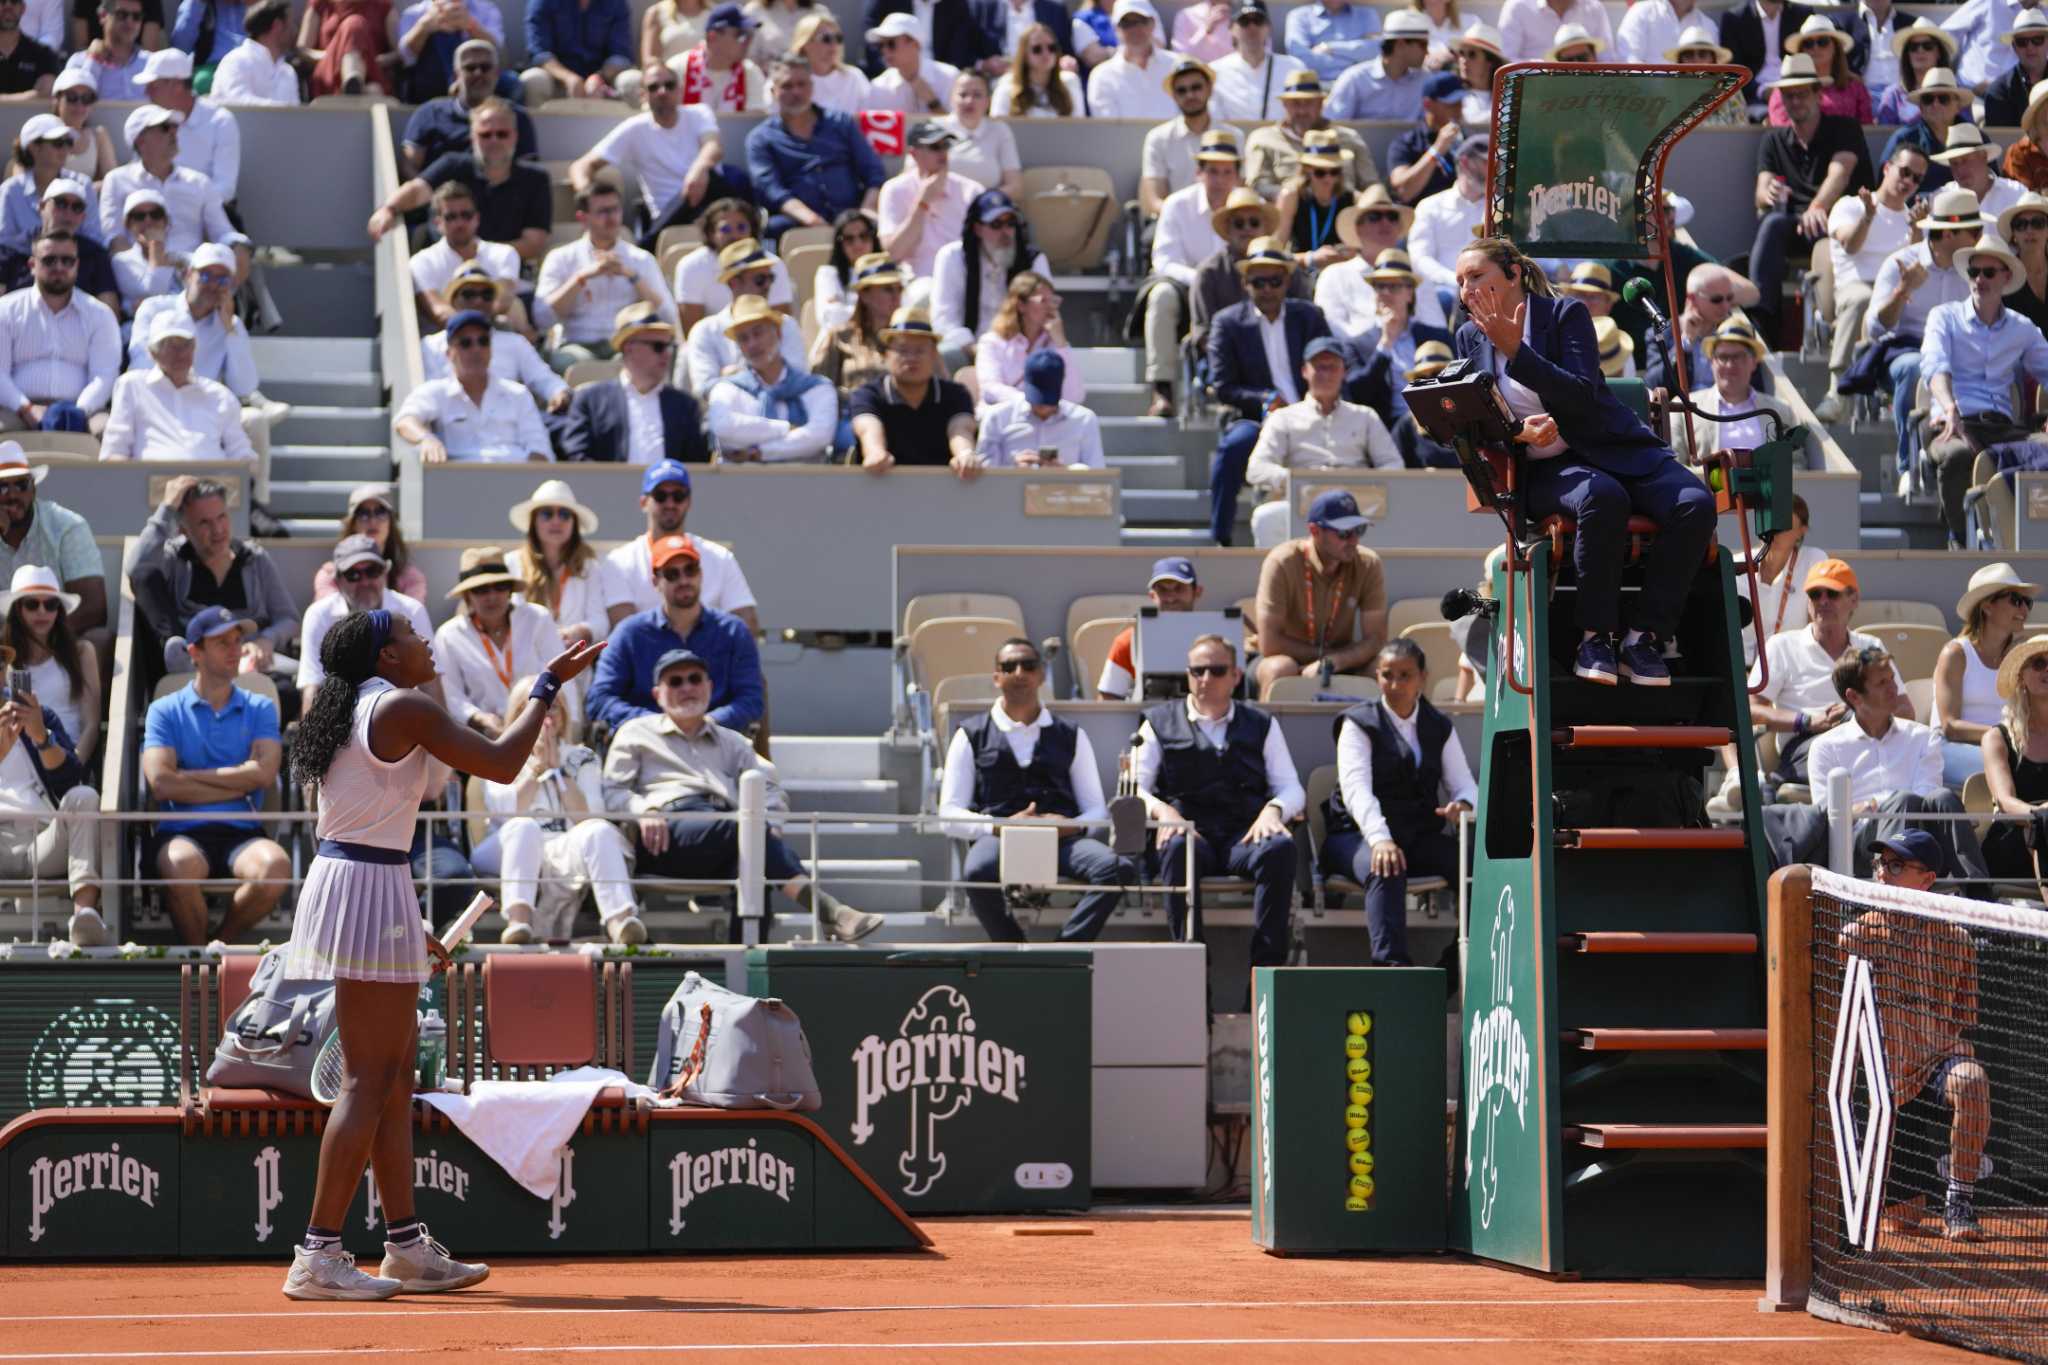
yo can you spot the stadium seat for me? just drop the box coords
[1962,771,1995,840]
[907,616,1025,692]
[1853,599,1945,629]
[1067,617,1127,699]
[1388,597,1441,639]
[1861,622,1948,682]
[783,243,831,315]
[20,433,99,459]
[1263,674,1376,703]
[779,225,835,256]
[564,359,622,388]
[1063,593,1146,652]
[1967,451,2016,551]
[900,592,1025,639]
[1398,621,1460,691]
[450,954,636,1090]
[1799,244,1833,367]
[1234,595,1259,656]
[652,225,703,262]
[1018,166,1116,272]
[1301,765,1448,918]
[1905,676,1934,724]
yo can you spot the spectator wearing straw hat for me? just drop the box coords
[1409,133,1489,317]
[1613,0,1704,66]
[1,560,99,771]
[589,531,764,730]
[536,179,675,373]
[1285,0,1381,85]
[1923,232,2048,544]
[1383,72,1463,207]
[1246,68,1377,201]
[296,533,434,713]
[1392,340,1459,468]
[1752,54,1876,346]
[421,266,565,413]
[1665,24,1748,125]
[1273,128,1364,274]
[1450,12,1504,110]
[684,238,808,395]
[0,443,107,646]
[1205,236,1333,545]
[1138,57,1218,216]
[707,295,838,462]
[1190,186,1304,357]
[101,311,256,462]
[1559,261,1620,320]
[1335,247,1448,427]
[1979,632,2048,882]
[1934,123,2023,221]
[1769,15,1871,124]
[851,306,978,473]
[1545,22,1602,62]
[1813,144,1931,420]
[435,545,570,733]
[395,312,554,463]
[1208,1,1303,121]
[1591,316,1634,379]
[101,104,238,265]
[508,478,612,646]
[1944,0,2037,91]
[1934,563,2040,788]
[1498,0,1608,63]
[1871,19,1957,123]
[1326,10,1429,121]
[1682,321,1818,464]
[564,303,707,464]
[1316,188,1426,340]
[1085,0,1178,120]
[2009,85,2048,193]
[1881,66,1971,198]
[974,349,1104,468]
[1720,0,1814,111]
[410,183,524,330]
[1136,127,1243,417]
[1984,9,2048,127]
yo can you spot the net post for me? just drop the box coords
[1761,863,1814,1313]
[1826,770,1852,873]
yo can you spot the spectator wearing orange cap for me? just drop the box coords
[1752,556,1913,787]
[586,531,763,731]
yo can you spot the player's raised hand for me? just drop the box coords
[544,638,606,682]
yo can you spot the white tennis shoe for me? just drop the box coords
[380,1226,490,1292]
[282,1245,403,1300]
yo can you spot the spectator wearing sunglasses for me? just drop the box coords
[588,533,763,731]
[1753,558,1909,787]
[400,39,535,177]
[558,304,705,464]
[7,179,118,317]
[2000,192,2048,333]
[1982,10,2048,127]
[1880,66,1970,198]
[295,533,434,715]
[109,189,179,323]
[0,230,120,437]
[1251,488,1385,698]
[100,104,240,266]
[371,99,552,263]
[61,0,150,100]
[1813,145,1930,422]
[599,461,756,628]
[572,60,735,247]
[1643,262,1773,410]
[140,49,240,205]
[1325,11,1429,122]
[395,312,553,462]
[128,243,278,465]
[410,191,527,331]
[0,0,62,99]
[421,266,564,415]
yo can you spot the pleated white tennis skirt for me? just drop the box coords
[282,853,430,984]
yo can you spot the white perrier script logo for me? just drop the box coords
[669,1138,796,1235]
[851,984,1026,1197]
[28,1143,161,1242]
[1465,886,1532,1230]
[1526,177,1627,237]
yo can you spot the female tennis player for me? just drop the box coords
[280,608,603,1300]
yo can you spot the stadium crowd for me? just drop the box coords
[11,0,2048,958]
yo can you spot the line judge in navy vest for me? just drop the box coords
[1453,236,1717,687]
[1131,632,1305,985]
[937,638,1134,941]
[1322,639,1474,966]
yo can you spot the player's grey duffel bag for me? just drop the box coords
[204,947,337,1099]
[647,972,821,1111]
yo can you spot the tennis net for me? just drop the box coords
[1801,867,2048,1362]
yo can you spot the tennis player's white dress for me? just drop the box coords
[282,678,435,984]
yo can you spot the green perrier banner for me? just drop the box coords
[1489,66,1747,261]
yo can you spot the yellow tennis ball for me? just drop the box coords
[1349,1149,1375,1176]
[1345,1102,1368,1128]
[1346,1126,1371,1152]
[1344,1196,1369,1212]
[1346,1011,1371,1036]
[1346,1055,1371,1082]
[1344,1034,1368,1059]
[1350,1079,1375,1106]
[1350,1173,1375,1200]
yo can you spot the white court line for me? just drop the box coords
[0,1296,1711,1326]
[0,1336,1848,1361]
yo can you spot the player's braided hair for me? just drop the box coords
[293,612,384,787]
[1462,236,1555,298]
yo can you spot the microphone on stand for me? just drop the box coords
[1441,587,1498,623]
[1620,277,1670,331]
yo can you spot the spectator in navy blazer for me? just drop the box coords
[1453,236,1716,689]
[1719,0,1816,111]
[861,0,999,76]
[1204,236,1332,545]
[561,303,710,462]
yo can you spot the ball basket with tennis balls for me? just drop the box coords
[1350,1173,1376,1200]
[1346,1011,1372,1036]
[1346,1055,1372,1082]
[1344,1033,1368,1059]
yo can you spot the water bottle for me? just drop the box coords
[416,1009,447,1091]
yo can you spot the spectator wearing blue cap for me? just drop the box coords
[588,532,764,732]
[601,459,758,628]
[975,349,1103,467]
[141,603,291,944]
[1384,71,1464,206]
[1096,556,1203,700]
[1252,488,1386,697]
[1204,235,1334,545]
[1327,10,1429,121]
[394,311,554,462]
[933,186,1051,358]
[1244,337,1398,545]
[673,3,768,112]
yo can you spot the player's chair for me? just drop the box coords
[179,953,326,1136]
[448,955,643,1131]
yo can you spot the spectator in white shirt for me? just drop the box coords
[111,190,180,323]
[674,3,768,113]
[535,181,675,371]
[1753,556,1912,787]
[126,243,278,466]
[1409,133,1489,318]
[295,533,434,713]
[26,181,118,322]
[0,231,120,436]
[975,350,1104,467]
[1141,127,1242,417]
[706,294,838,461]
[409,181,525,333]
[101,312,256,463]
[1208,3,1307,121]
[934,186,1053,357]
[1498,0,1612,63]
[683,236,807,394]
[991,20,1082,117]
[811,208,882,333]
[939,69,1021,199]
[1762,642,1987,881]
[1085,0,1177,120]
[507,479,611,646]
[1816,145,1931,418]
[208,0,302,105]
[572,63,728,247]
[601,458,759,627]
[1138,58,1218,218]
[866,11,958,114]
[671,197,796,334]
[394,311,554,462]
[140,48,240,205]
[435,547,572,731]
[876,118,979,285]
[421,264,568,414]
[974,269,1082,409]
[1450,22,1505,124]
[1612,0,1705,65]
[1244,337,1398,543]
[788,11,870,115]
[100,105,241,274]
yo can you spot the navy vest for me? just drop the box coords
[1145,701,1274,839]
[961,710,1081,819]
[1325,700,1452,843]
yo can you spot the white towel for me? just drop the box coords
[417,1067,664,1198]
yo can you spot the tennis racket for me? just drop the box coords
[309,1031,348,1106]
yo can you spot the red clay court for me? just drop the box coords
[0,1211,1976,1363]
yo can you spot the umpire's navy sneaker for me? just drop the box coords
[381,1225,490,1292]
[1620,633,1671,686]
[282,1246,402,1300]
[1573,634,1618,685]
[1944,1196,1986,1243]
